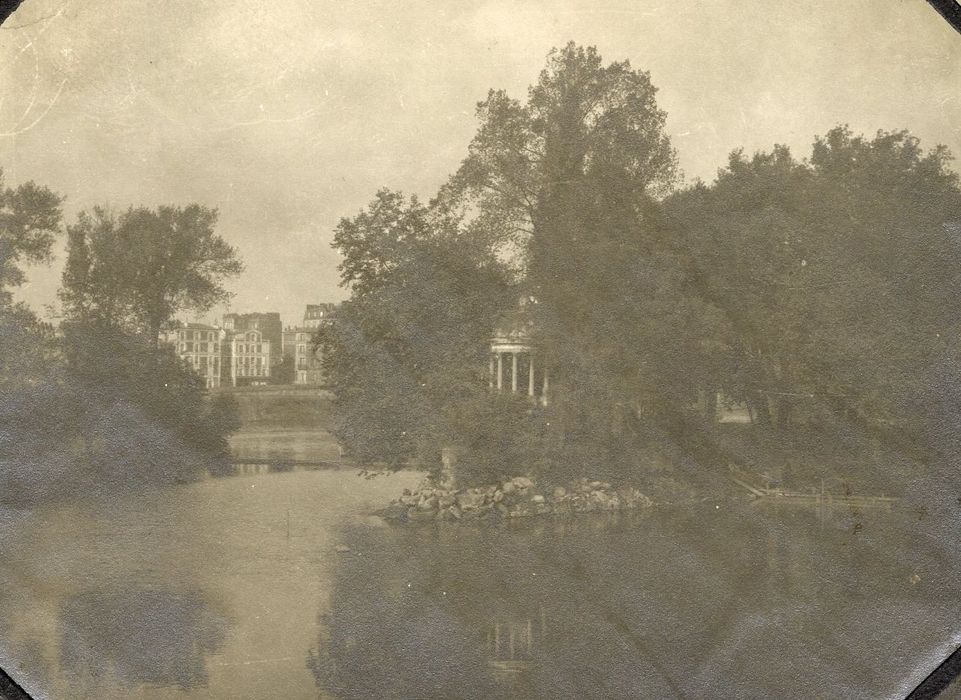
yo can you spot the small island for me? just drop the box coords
[378,476,653,523]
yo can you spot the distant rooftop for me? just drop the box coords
[304,303,337,319]
[175,322,219,330]
[492,296,536,344]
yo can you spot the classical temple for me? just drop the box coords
[489,296,549,406]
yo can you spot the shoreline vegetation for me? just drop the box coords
[321,44,961,513]
[0,191,244,506]
[3,43,960,510]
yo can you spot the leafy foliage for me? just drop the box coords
[0,172,243,502]
[668,127,961,450]
[325,45,961,491]
[0,169,63,302]
[322,191,519,480]
[60,204,243,343]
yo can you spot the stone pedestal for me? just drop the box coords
[440,446,459,490]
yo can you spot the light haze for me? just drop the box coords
[1,0,959,324]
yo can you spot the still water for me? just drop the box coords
[0,464,959,699]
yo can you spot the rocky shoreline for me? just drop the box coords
[376,476,653,523]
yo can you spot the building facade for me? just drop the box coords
[226,328,271,386]
[223,312,283,378]
[163,323,224,389]
[489,296,549,405]
[282,328,325,385]
[303,303,337,330]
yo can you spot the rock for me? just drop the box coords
[573,498,596,513]
[408,509,436,522]
[386,476,650,524]
[335,545,351,553]
[378,502,409,521]
[456,490,486,510]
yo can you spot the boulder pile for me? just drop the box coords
[377,476,653,523]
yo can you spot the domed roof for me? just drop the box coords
[491,296,536,349]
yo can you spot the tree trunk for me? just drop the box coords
[704,388,719,424]
[751,394,772,427]
[776,397,793,430]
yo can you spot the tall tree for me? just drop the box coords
[442,43,723,475]
[669,127,961,447]
[322,190,517,476]
[60,204,243,344]
[0,168,63,303]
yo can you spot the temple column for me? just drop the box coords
[496,352,503,391]
[542,367,549,406]
[489,354,495,389]
[511,353,519,392]
[528,355,535,397]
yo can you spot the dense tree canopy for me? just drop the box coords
[438,42,725,476]
[60,204,243,344]
[668,127,961,444]
[0,173,243,503]
[0,168,62,303]
[323,191,519,478]
[325,44,961,491]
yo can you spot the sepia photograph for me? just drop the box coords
[1,1,961,698]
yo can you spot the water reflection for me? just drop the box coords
[58,588,228,691]
[312,504,960,699]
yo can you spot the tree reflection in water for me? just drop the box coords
[310,504,959,699]
[59,588,228,691]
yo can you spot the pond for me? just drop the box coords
[0,465,958,699]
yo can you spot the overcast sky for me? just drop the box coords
[1,0,959,325]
